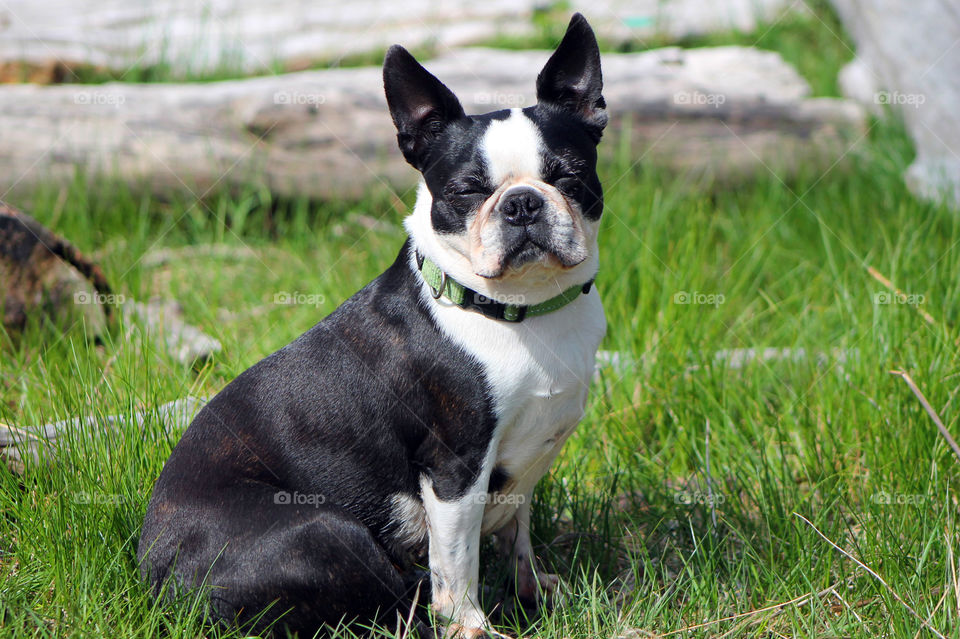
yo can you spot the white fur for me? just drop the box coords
[404,182,600,306]
[404,108,601,305]
[387,492,427,551]
[410,236,604,627]
[420,474,492,631]
[481,108,544,183]
[404,110,606,631]
[429,277,605,534]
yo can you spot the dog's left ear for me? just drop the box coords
[383,45,466,171]
[536,13,607,142]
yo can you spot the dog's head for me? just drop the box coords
[384,14,606,303]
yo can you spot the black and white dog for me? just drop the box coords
[139,13,607,638]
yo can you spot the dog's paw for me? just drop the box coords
[445,623,483,639]
[432,599,498,639]
[517,566,560,604]
[444,623,513,639]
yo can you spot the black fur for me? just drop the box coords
[139,13,607,636]
[382,14,606,237]
[535,13,608,140]
[383,45,467,171]
[138,242,496,635]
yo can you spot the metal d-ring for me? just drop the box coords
[429,271,447,299]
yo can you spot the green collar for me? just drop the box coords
[415,251,593,322]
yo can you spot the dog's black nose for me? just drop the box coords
[498,187,544,226]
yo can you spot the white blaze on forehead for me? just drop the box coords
[481,108,543,183]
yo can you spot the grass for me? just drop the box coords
[3,3,960,638]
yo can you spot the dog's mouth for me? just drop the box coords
[502,237,546,270]
[477,223,587,279]
[467,182,591,280]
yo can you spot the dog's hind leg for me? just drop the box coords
[494,493,558,605]
[200,504,416,636]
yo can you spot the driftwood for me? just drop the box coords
[123,299,222,365]
[0,46,866,201]
[0,0,792,78]
[594,347,858,380]
[2,341,856,472]
[831,0,960,208]
[0,396,206,474]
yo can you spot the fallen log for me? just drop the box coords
[123,299,223,366]
[0,46,866,201]
[1,341,857,473]
[0,396,206,474]
[0,0,792,79]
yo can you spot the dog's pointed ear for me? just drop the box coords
[536,13,607,142]
[383,45,466,170]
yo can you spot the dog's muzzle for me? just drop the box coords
[497,186,544,227]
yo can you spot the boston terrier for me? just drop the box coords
[138,13,607,638]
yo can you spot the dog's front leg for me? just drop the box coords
[495,493,559,604]
[421,477,490,638]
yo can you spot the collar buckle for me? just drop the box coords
[428,271,447,299]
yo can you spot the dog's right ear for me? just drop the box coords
[536,13,607,142]
[383,46,466,171]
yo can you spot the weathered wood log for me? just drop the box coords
[831,0,960,208]
[123,299,223,365]
[0,0,792,78]
[0,397,206,473]
[2,342,856,473]
[0,46,866,202]
[595,347,857,380]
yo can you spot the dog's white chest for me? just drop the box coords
[424,287,605,533]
